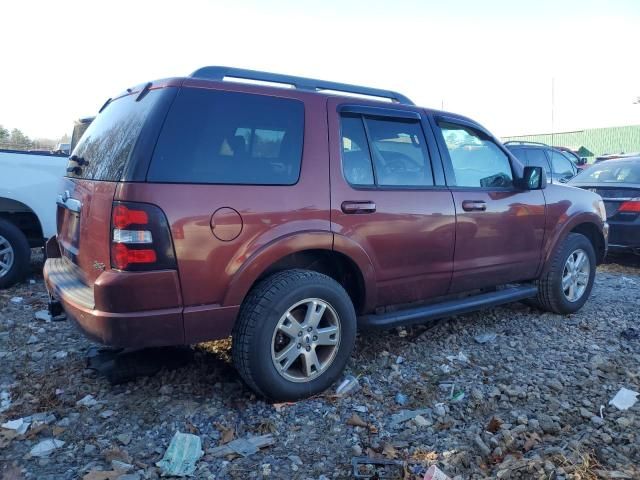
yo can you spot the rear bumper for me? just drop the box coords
[44,256,185,348]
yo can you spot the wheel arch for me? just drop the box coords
[540,213,606,275]
[223,232,376,314]
[0,197,45,247]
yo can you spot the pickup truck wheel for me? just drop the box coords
[0,219,30,289]
[534,233,596,314]
[232,269,356,401]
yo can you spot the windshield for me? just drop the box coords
[574,161,640,184]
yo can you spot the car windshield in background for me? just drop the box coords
[574,160,640,184]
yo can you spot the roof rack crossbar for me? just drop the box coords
[189,66,414,105]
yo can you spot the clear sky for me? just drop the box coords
[1,0,639,139]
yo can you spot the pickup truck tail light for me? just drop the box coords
[110,202,176,271]
[618,199,640,213]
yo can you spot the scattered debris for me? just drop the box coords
[389,408,432,428]
[486,416,503,433]
[609,387,639,411]
[34,310,52,322]
[156,432,203,477]
[347,414,368,428]
[394,392,408,405]
[335,375,360,397]
[0,390,11,413]
[423,465,452,480]
[30,438,65,457]
[209,434,275,458]
[1,417,30,435]
[446,352,469,364]
[351,456,404,479]
[474,332,497,344]
[10,297,23,304]
[76,394,98,407]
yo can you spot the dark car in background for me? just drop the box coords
[505,141,579,183]
[570,157,640,255]
[554,146,589,170]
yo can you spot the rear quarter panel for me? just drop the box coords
[116,86,331,309]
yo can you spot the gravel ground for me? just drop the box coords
[0,253,639,479]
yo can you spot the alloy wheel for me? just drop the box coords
[271,298,341,383]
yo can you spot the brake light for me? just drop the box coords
[619,200,640,213]
[110,201,176,271]
[112,204,149,229]
[111,244,157,270]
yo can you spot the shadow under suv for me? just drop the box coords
[44,67,608,400]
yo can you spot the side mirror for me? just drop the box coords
[578,158,587,166]
[517,166,546,190]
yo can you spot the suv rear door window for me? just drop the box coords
[341,116,375,186]
[365,118,434,187]
[438,122,513,188]
[148,88,304,185]
[340,115,433,187]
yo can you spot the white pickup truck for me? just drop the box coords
[0,116,93,288]
[0,149,68,287]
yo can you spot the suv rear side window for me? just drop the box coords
[148,88,304,185]
[69,90,163,181]
[340,115,433,187]
[438,122,513,188]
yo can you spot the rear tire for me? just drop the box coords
[0,219,30,289]
[232,269,356,401]
[533,233,596,314]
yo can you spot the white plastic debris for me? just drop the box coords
[446,352,469,364]
[474,332,497,344]
[76,394,97,407]
[424,465,452,480]
[30,438,65,457]
[10,297,23,304]
[34,310,52,322]
[0,391,11,413]
[609,387,639,411]
[335,375,360,397]
[2,418,30,435]
[156,431,203,477]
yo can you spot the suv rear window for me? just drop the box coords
[147,88,304,185]
[68,90,164,181]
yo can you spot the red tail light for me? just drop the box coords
[110,201,176,271]
[112,204,149,229]
[619,200,640,213]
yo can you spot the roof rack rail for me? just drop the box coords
[189,66,414,105]
[504,140,549,147]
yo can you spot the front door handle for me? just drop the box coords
[462,200,487,212]
[341,201,376,214]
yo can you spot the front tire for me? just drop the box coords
[0,219,30,289]
[533,233,596,314]
[232,269,356,401]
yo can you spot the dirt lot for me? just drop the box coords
[0,254,639,479]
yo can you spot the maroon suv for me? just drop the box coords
[44,67,608,400]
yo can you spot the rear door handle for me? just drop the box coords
[341,201,376,214]
[461,200,487,212]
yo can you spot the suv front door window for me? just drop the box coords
[550,150,576,182]
[435,119,546,292]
